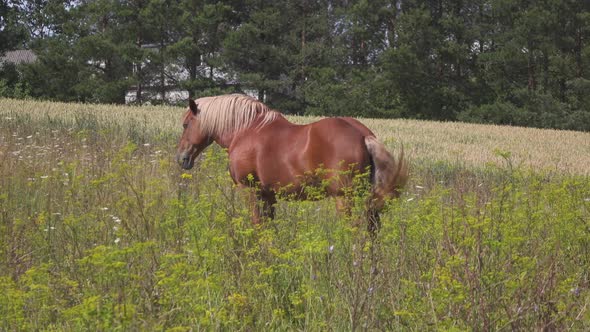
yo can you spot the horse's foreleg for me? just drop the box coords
[247,189,263,224]
[260,192,277,221]
[335,197,352,219]
[246,188,276,224]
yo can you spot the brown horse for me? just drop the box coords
[176,94,408,230]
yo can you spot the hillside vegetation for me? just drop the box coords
[1,99,589,330]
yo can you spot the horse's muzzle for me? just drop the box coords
[176,153,194,170]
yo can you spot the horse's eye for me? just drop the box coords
[183,123,188,129]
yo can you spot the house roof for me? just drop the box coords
[1,50,37,65]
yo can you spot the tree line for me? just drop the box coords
[1,0,589,131]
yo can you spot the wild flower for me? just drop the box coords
[571,287,580,297]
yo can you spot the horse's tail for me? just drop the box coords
[364,136,409,209]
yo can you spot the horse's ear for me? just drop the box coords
[189,99,199,115]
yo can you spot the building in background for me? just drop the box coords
[0,50,37,66]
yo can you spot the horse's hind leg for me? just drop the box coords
[367,208,381,235]
[367,190,386,236]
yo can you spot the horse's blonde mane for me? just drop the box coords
[195,94,280,136]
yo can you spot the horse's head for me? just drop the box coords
[176,99,213,170]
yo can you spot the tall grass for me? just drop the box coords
[0,99,589,330]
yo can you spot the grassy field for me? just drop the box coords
[1,98,589,331]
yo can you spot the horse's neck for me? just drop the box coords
[213,131,234,148]
[212,113,289,148]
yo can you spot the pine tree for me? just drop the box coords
[223,1,294,106]
[0,0,25,53]
[168,0,236,99]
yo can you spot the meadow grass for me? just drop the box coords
[0,98,589,331]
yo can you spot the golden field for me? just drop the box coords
[1,98,588,174]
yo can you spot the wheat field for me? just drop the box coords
[1,98,588,174]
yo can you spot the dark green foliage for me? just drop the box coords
[0,1,25,53]
[1,0,589,130]
[459,88,590,131]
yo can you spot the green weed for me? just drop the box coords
[0,108,589,330]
